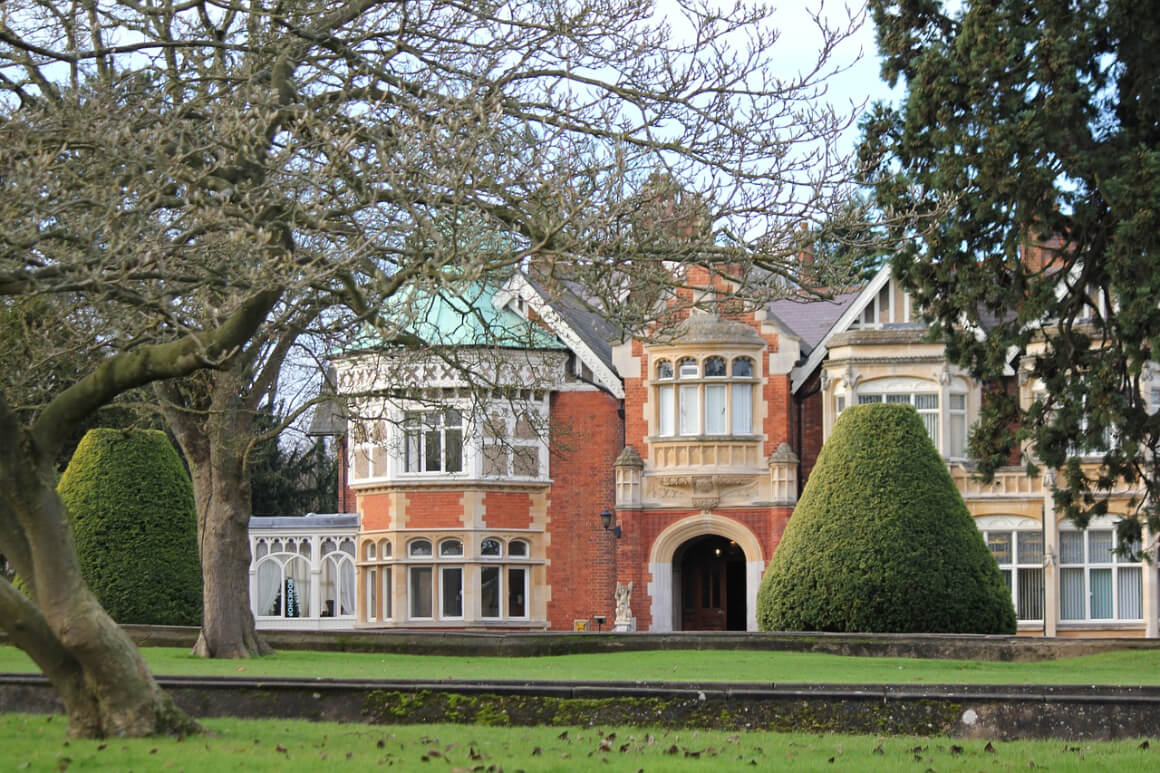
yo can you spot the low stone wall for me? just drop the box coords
[3,674,1158,741]
[44,625,1158,662]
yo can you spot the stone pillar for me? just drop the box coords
[768,442,799,505]
[615,446,643,508]
[1042,472,1058,638]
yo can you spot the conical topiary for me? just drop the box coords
[57,428,202,626]
[757,402,1015,633]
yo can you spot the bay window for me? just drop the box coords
[482,411,542,478]
[654,355,757,438]
[404,410,463,473]
[479,537,530,620]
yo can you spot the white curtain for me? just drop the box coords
[257,560,281,616]
[340,558,356,616]
[732,384,752,434]
[679,385,698,435]
[705,385,726,434]
[658,385,674,436]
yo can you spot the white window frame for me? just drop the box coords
[653,355,758,438]
[979,518,1044,623]
[1059,524,1142,623]
[481,405,548,481]
[402,408,465,475]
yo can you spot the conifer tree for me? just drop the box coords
[862,0,1160,543]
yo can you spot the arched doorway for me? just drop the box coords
[675,535,747,631]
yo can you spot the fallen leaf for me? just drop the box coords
[275,744,287,753]
[531,747,542,756]
[985,741,996,754]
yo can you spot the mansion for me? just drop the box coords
[248,265,1160,638]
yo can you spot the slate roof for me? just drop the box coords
[766,289,864,355]
[306,366,346,437]
[249,513,359,530]
[522,273,620,373]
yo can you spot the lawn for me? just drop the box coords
[2,713,1156,772]
[3,644,1160,685]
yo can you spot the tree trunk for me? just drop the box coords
[161,372,274,658]
[189,455,273,658]
[0,415,201,738]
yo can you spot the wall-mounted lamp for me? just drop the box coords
[600,508,621,538]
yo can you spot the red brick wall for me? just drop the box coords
[360,491,392,531]
[614,506,793,631]
[545,389,624,629]
[763,369,793,448]
[482,491,532,529]
[796,371,825,488]
[623,339,650,458]
[404,491,465,528]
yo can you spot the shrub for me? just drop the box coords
[57,428,202,626]
[757,403,1015,634]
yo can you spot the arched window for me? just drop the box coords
[481,538,503,557]
[255,554,311,618]
[365,541,377,561]
[656,360,673,379]
[509,539,529,557]
[378,539,392,558]
[977,516,1043,623]
[409,539,433,557]
[439,539,464,557]
[321,552,355,617]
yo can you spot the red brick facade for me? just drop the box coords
[544,390,623,629]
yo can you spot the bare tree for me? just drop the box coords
[1,0,869,732]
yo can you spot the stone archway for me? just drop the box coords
[646,513,764,632]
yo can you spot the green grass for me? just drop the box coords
[2,713,1156,771]
[3,644,1160,685]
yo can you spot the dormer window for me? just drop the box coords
[654,354,758,438]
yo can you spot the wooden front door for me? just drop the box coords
[682,553,728,631]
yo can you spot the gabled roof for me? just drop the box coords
[787,267,893,393]
[495,273,625,399]
[766,288,863,355]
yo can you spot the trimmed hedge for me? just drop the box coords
[57,428,202,626]
[757,403,1015,634]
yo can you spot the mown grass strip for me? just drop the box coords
[5,645,1160,685]
[3,713,1157,772]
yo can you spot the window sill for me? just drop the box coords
[649,434,761,443]
[352,476,552,489]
